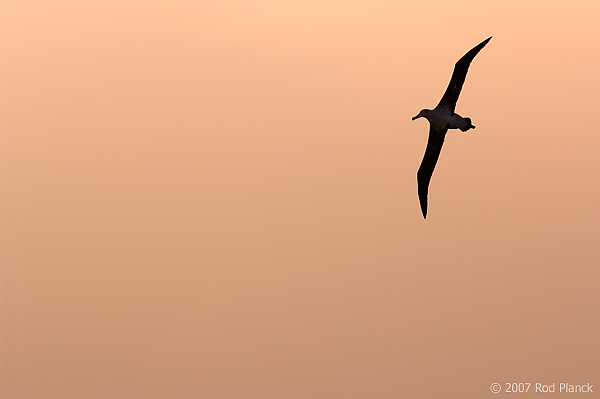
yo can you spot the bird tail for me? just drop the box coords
[460,118,475,132]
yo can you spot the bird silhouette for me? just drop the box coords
[412,37,492,218]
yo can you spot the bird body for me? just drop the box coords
[413,37,491,218]
[414,108,474,132]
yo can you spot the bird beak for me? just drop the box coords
[412,115,419,120]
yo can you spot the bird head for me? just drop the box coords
[412,109,430,121]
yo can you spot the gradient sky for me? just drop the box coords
[2,1,599,398]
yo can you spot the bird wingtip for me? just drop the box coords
[420,203,427,219]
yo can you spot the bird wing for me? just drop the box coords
[437,36,491,113]
[417,125,448,218]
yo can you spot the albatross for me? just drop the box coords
[413,36,491,218]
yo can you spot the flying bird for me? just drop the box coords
[413,36,491,218]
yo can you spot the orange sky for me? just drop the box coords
[2,1,599,398]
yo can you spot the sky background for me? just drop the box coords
[2,1,599,398]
